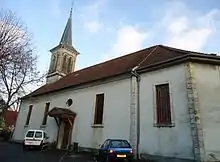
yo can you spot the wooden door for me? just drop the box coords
[62,120,71,149]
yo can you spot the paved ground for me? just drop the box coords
[0,142,95,162]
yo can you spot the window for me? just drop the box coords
[62,55,67,73]
[67,57,72,73]
[94,93,104,125]
[42,102,50,125]
[66,98,73,107]
[101,139,110,149]
[110,140,131,148]
[155,83,172,126]
[26,131,34,137]
[54,54,59,71]
[43,132,48,138]
[35,131,43,138]
[25,105,33,125]
[49,56,55,73]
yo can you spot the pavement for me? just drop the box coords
[0,141,152,162]
[0,141,95,162]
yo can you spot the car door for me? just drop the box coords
[34,131,43,145]
[24,130,35,145]
[44,132,49,144]
[99,140,110,160]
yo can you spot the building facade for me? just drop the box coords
[12,10,220,162]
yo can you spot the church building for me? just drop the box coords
[12,9,220,162]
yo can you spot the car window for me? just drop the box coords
[110,140,131,148]
[26,131,34,138]
[35,131,43,138]
[102,140,110,148]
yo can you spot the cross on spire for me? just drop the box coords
[70,0,75,17]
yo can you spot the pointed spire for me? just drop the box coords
[60,7,73,46]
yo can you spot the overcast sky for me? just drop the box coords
[2,0,220,77]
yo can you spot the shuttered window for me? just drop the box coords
[94,93,104,125]
[25,105,33,125]
[42,102,50,125]
[155,83,171,125]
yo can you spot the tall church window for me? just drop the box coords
[25,105,33,126]
[94,93,105,125]
[42,102,50,125]
[155,83,172,127]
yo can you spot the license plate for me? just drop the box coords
[117,154,126,158]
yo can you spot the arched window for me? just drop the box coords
[62,55,67,73]
[54,54,59,71]
[49,55,56,73]
[67,57,72,73]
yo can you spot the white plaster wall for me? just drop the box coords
[139,64,194,159]
[13,78,131,148]
[12,100,32,142]
[193,63,220,159]
[13,63,194,160]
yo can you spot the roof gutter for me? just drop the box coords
[130,46,158,159]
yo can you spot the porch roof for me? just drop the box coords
[48,107,76,119]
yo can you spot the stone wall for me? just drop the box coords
[185,62,205,162]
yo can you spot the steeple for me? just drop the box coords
[60,8,72,47]
[46,6,79,84]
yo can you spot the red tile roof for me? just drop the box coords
[24,45,219,98]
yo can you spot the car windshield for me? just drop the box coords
[110,140,131,148]
[35,131,42,138]
[26,131,34,138]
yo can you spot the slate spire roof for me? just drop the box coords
[60,8,72,46]
[50,7,78,53]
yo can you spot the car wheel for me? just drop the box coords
[40,144,44,151]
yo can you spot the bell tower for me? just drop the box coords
[46,8,79,84]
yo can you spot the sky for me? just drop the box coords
[1,0,220,90]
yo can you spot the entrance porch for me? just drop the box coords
[48,107,76,150]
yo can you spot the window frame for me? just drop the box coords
[41,102,50,126]
[153,81,175,127]
[92,93,105,127]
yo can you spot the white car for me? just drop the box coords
[23,129,49,150]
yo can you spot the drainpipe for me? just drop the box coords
[131,66,141,160]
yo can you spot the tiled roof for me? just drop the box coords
[24,45,219,98]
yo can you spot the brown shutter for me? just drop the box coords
[156,83,171,125]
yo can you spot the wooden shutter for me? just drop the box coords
[156,83,171,125]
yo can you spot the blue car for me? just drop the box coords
[98,139,134,162]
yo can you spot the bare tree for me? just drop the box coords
[0,9,44,112]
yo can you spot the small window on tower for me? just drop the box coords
[67,57,72,73]
[62,55,67,73]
